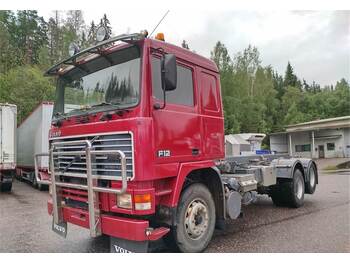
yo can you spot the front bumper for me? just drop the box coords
[48,200,169,241]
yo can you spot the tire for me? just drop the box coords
[271,169,305,208]
[15,170,23,181]
[37,183,48,191]
[270,186,285,207]
[169,183,216,253]
[32,173,38,189]
[305,163,317,194]
[1,182,12,192]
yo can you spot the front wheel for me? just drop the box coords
[169,183,216,253]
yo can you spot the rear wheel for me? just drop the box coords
[305,163,317,194]
[271,169,305,208]
[0,182,12,192]
[32,173,38,189]
[168,183,216,253]
[33,175,46,191]
[15,170,23,181]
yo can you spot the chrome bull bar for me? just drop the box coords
[34,139,128,237]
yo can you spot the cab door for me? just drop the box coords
[199,69,224,159]
[150,54,201,164]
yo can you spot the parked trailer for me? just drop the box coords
[16,102,53,190]
[0,103,17,192]
[36,31,319,253]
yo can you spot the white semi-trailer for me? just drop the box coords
[16,102,53,190]
[0,103,17,192]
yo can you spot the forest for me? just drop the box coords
[0,10,349,133]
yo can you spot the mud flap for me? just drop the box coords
[52,220,67,238]
[110,237,149,253]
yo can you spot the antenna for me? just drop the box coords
[149,10,170,37]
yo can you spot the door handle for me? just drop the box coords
[192,148,199,156]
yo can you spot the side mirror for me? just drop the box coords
[162,54,177,91]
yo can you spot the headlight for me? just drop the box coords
[96,26,107,42]
[117,193,132,209]
[68,42,80,57]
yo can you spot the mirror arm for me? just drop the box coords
[154,48,167,110]
[159,68,167,109]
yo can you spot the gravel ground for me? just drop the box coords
[0,171,349,253]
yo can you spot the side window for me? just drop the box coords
[295,144,311,152]
[327,143,335,151]
[151,56,194,106]
[201,72,219,112]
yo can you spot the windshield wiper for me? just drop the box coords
[54,111,64,117]
[90,102,113,108]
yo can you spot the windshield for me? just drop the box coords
[53,45,141,118]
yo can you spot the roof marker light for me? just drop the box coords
[155,32,165,41]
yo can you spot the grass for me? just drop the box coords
[323,160,350,171]
[323,165,338,171]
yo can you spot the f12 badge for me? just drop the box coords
[158,150,171,158]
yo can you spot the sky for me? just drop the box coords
[39,9,350,87]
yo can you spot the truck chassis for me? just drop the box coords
[36,149,318,252]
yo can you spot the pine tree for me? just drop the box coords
[99,14,112,38]
[88,20,96,44]
[7,10,48,65]
[66,10,85,37]
[284,62,298,87]
[272,71,284,99]
[80,31,88,49]
[303,79,311,92]
[210,41,232,72]
[310,81,321,93]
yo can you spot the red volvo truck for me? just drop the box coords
[36,30,318,252]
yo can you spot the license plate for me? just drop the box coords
[110,237,149,253]
[52,220,67,238]
[112,244,132,253]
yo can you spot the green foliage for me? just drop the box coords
[0,10,348,133]
[0,65,55,123]
[210,41,350,135]
[87,20,96,45]
[0,10,114,124]
[3,10,48,66]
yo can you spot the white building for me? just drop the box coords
[225,133,266,156]
[270,116,350,159]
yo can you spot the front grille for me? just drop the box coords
[51,132,134,179]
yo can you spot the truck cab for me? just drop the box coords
[42,32,225,251]
[38,31,317,252]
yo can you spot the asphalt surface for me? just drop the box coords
[0,171,349,253]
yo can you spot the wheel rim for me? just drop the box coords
[309,168,315,187]
[295,176,303,199]
[184,198,209,240]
